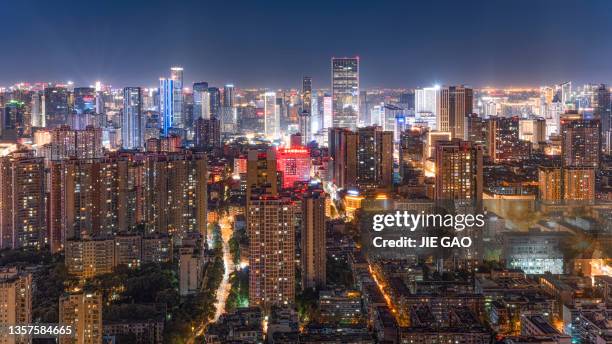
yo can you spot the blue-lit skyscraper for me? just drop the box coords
[122,87,144,149]
[159,78,174,136]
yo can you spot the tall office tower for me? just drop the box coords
[561,113,600,169]
[194,117,221,149]
[415,86,440,129]
[264,92,279,139]
[302,76,312,115]
[31,92,43,127]
[595,84,611,153]
[538,166,562,202]
[47,125,104,160]
[142,150,208,240]
[193,82,209,119]
[277,146,311,188]
[159,78,174,136]
[356,126,394,190]
[560,81,572,107]
[208,87,222,118]
[0,150,45,250]
[73,87,96,115]
[247,196,296,310]
[121,87,144,149]
[301,189,326,290]
[331,57,359,130]
[299,111,311,145]
[223,84,235,108]
[219,106,237,134]
[246,149,278,202]
[170,67,184,128]
[563,167,596,201]
[518,118,546,149]
[1,100,26,140]
[322,95,332,131]
[300,77,313,144]
[0,268,32,337]
[437,85,473,140]
[43,86,69,128]
[434,139,483,204]
[328,128,357,190]
[59,292,103,344]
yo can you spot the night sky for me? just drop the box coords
[2,0,612,89]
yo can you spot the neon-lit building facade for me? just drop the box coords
[159,78,174,136]
[277,147,311,188]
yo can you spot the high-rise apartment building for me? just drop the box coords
[247,196,297,310]
[194,117,221,150]
[0,267,32,344]
[301,189,326,290]
[121,87,144,149]
[328,128,357,190]
[44,125,103,160]
[434,139,483,204]
[59,292,103,344]
[437,85,473,140]
[246,149,278,202]
[356,126,393,190]
[0,150,46,249]
[331,57,359,130]
[595,84,611,153]
[561,113,600,169]
[538,166,563,202]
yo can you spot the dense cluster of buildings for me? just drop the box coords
[0,59,611,344]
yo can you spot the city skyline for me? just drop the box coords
[2,0,612,88]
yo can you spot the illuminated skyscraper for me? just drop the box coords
[437,85,472,140]
[264,91,279,138]
[1,100,27,140]
[301,189,327,290]
[170,66,184,128]
[331,57,359,130]
[323,94,332,130]
[0,150,46,250]
[207,87,221,118]
[415,86,440,129]
[193,82,209,119]
[31,92,43,127]
[121,87,144,149]
[300,77,313,144]
[247,196,296,310]
[434,139,483,204]
[276,147,311,188]
[223,84,235,108]
[159,78,174,136]
[563,167,596,201]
